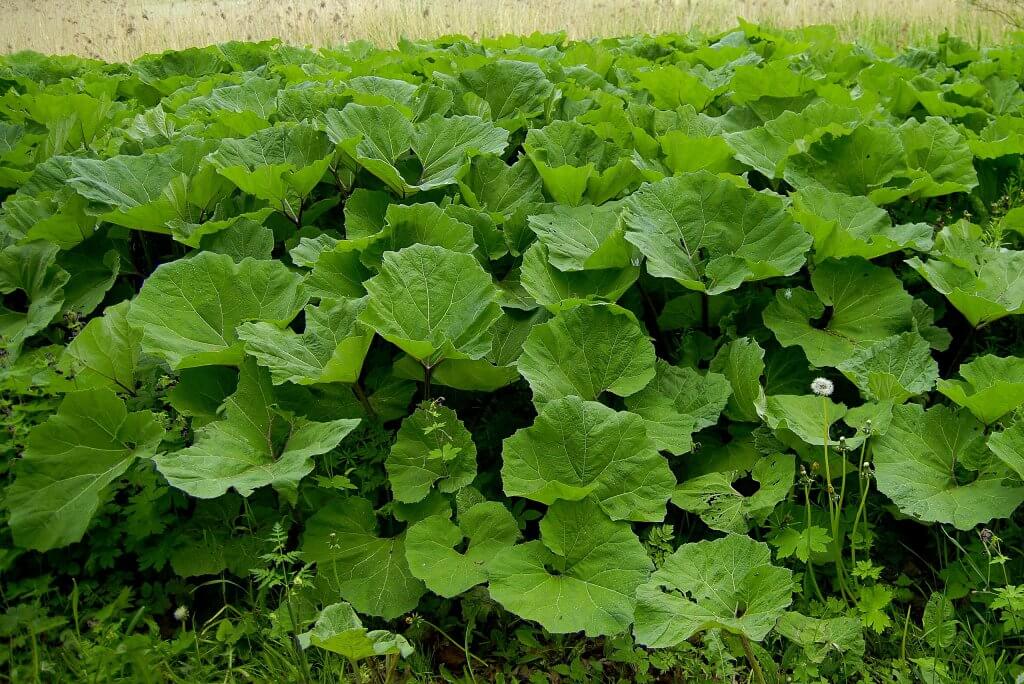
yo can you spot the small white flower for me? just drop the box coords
[811,377,834,397]
[783,288,793,300]
[173,606,189,622]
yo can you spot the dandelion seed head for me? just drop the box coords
[811,377,834,397]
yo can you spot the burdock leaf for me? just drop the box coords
[763,258,914,367]
[127,252,306,370]
[502,396,674,521]
[517,303,655,407]
[621,171,810,294]
[872,404,1024,530]
[405,503,520,597]
[487,499,652,637]
[7,389,164,551]
[634,534,793,646]
[360,245,502,367]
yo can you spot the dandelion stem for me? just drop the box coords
[804,479,826,604]
[850,436,871,573]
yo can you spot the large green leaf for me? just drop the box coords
[326,105,507,194]
[790,186,933,261]
[837,333,939,403]
[66,140,239,241]
[237,298,373,385]
[763,258,914,367]
[457,154,544,218]
[907,243,1024,327]
[66,149,183,234]
[872,404,1024,530]
[386,402,477,503]
[870,117,978,203]
[300,602,414,661]
[58,239,120,317]
[209,122,332,217]
[62,301,143,392]
[457,59,554,129]
[634,534,793,646]
[0,241,68,357]
[166,366,238,425]
[487,498,653,637]
[502,395,674,521]
[0,189,96,250]
[517,303,655,407]
[526,204,634,271]
[633,64,715,110]
[623,359,731,455]
[723,100,860,179]
[988,420,1024,481]
[621,171,810,294]
[673,453,794,534]
[709,337,765,423]
[937,355,1024,425]
[759,394,848,448]
[325,103,413,194]
[405,502,520,597]
[7,389,164,551]
[155,361,360,501]
[128,252,306,370]
[524,120,639,205]
[358,202,478,267]
[359,244,502,368]
[783,122,907,198]
[776,612,866,663]
[519,241,639,312]
[302,496,426,619]
[410,114,509,191]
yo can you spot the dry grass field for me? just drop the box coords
[0,0,1016,61]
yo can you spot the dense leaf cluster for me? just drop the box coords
[2,22,1024,679]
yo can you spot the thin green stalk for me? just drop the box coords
[804,479,826,604]
[71,579,81,641]
[463,622,477,684]
[837,439,849,523]
[383,653,399,684]
[422,363,433,401]
[822,398,851,602]
[348,658,365,684]
[850,437,871,572]
[279,562,312,684]
[739,634,767,684]
[988,536,1022,633]
[822,397,834,526]
[29,629,39,684]
[418,618,488,670]
[352,381,377,421]
[281,198,301,228]
[899,604,912,661]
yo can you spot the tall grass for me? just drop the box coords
[0,0,1012,61]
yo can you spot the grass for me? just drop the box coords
[0,0,1016,61]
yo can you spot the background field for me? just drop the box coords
[0,0,1016,61]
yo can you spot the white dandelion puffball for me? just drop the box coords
[173,606,189,622]
[811,377,834,397]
